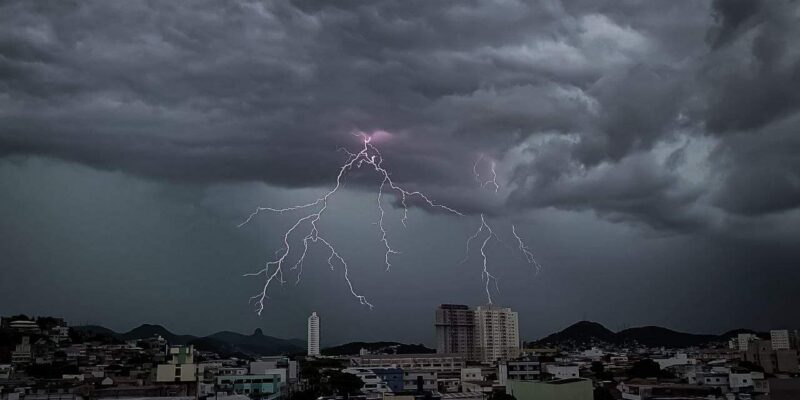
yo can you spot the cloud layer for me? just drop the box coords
[2,0,799,234]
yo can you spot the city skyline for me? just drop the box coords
[2,0,800,345]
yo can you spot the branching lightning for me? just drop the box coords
[512,224,542,275]
[461,214,502,304]
[463,154,543,304]
[473,155,499,193]
[240,133,462,315]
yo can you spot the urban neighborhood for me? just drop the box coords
[1,305,799,400]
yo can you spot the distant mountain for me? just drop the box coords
[616,326,717,348]
[119,324,197,345]
[536,321,616,345]
[322,341,435,356]
[534,321,743,348]
[72,325,117,337]
[72,324,304,356]
[207,328,305,356]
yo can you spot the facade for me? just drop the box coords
[402,371,437,391]
[474,305,520,363]
[155,345,197,383]
[435,304,476,361]
[545,365,579,380]
[499,359,542,386]
[770,329,797,350]
[343,367,403,395]
[250,357,298,382]
[744,340,799,373]
[737,333,759,351]
[352,354,465,373]
[11,337,32,365]
[653,353,696,369]
[216,373,281,397]
[507,378,592,400]
[308,312,320,356]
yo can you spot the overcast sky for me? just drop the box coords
[1,0,799,346]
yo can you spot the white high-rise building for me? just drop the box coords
[770,330,796,350]
[474,305,520,363]
[308,312,320,356]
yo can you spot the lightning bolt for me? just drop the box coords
[462,155,543,304]
[461,214,501,304]
[240,133,462,315]
[473,155,499,193]
[512,224,542,275]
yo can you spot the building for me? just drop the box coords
[343,367,403,396]
[736,333,759,351]
[403,371,437,391]
[308,312,320,356]
[499,359,542,386]
[351,354,465,372]
[250,356,298,383]
[474,305,520,363]
[154,345,197,383]
[653,353,696,370]
[11,337,32,365]
[744,339,799,373]
[216,374,282,398]
[545,365,579,380]
[0,364,12,380]
[435,305,476,361]
[770,329,797,350]
[507,378,592,400]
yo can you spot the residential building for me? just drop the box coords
[343,367,403,395]
[308,312,320,356]
[351,354,465,373]
[474,305,520,363]
[770,329,797,350]
[460,367,482,382]
[653,353,696,370]
[744,340,799,373]
[737,333,759,351]
[499,359,542,386]
[216,373,282,398]
[507,378,593,400]
[617,380,720,400]
[435,305,476,361]
[154,345,197,383]
[545,365,579,380]
[402,371,437,391]
[11,337,32,365]
[250,356,298,382]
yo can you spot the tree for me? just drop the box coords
[593,386,615,400]
[591,361,614,381]
[628,359,673,379]
[326,371,363,400]
[591,361,604,374]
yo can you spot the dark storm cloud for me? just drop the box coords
[1,0,799,233]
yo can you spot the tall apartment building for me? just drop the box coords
[474,305,520,363]
[435,304,476,360]
[744,340,799,374]
[308,312,320,356]
[770,330,797,350]
[737,333,760,351]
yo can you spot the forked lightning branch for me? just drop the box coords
[239,132,540,314]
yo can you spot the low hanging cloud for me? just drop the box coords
[1,0,799,237]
